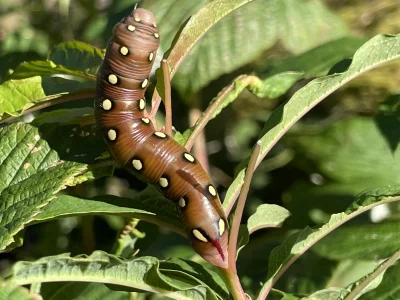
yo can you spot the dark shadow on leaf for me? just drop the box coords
[375,94,400,153]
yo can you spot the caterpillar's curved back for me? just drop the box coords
[94,6,228,268]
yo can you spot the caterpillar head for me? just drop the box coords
[180,188,229,269]
[131,7,157,26]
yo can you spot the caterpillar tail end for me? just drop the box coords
[210,239,228,269]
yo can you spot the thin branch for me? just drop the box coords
[0,91,96,125]
[344,248,400,300]
[162,60,173,136]
[224,141,261,300]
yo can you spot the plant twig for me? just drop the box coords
[162,60,173,136]
[0,91,96,125]
[344,248,400,300]
[223,141,261,300]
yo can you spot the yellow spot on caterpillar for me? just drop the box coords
[139,99,145,110]
[149,52,154,62]
[132,159,143,171]
[102,99,112,110]
[219,219,225,235]
[183,152,195,163]
[107,129,117,141]
[120,46,129,56]
[154,131,166,138]
[192,229,208,242]
[153,24,157,28]
[179,198,186,208]
[134,16,141,22]
[141,117,150,124]
[208,185,217,197]
[154,33,159,39]
[141,79,148,88]
[108,74,118,85]
[159,177,169,188]
[127,25,136,32]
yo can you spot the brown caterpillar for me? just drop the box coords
[94,6,229,268]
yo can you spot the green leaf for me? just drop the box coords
[0,280,41,300]
[259,37,367,78]
[49,41,104,77]
[156,0,255,99]
[359,262,400,300]
[290,117,400,185]
[31,190,183,235]
[0,123,87,252]
[212,73,303,120]
[32,195,152,222]
[328,260,379,291]
[224,34,400,212]
[32,108,95,125]
[257,185,400,297]
[300,288,346,300]
[312,221,400,261]
[159,0,347,97]
[11,41,103,80]
[40,282,131,300]
[0,76,94,118]
[144,0,206,52]
[172,0,278,97]
[159,258,229,299]
[278,0,348,54]
[0,51,42,83]
[10,251,224,300]
[247,204,291,234]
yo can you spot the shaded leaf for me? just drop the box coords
[11,41,103,80]
[290,117,400,185]
[375,94,400,153]
[312,221,400,261]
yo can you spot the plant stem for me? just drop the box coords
[0,91,96,124]
[224,141,261,300]
[162,60,173,136]
[344,248,400,300]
